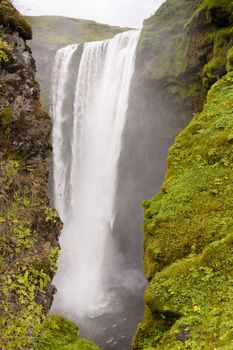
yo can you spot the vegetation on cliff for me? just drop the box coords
[136,0,233,122]
[0,0,32,39]
[2,0,233,349]
[0,2,60,348]
[134,71,233,349]
[0,158,60,349]
[133,1,233,348]
[38,316,101,350]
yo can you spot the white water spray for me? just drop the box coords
[51,30,140,319]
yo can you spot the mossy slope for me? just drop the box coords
[136,0,233,122]
[133,72,233,349]
[26,16,129,50]
[38,315,101,350]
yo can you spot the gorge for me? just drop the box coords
[0,0,233,349]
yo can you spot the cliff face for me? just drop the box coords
[0,1,61,348]
[136,0,233,123]
[0,2,100,349]
[134,73,233,350]
[133,0,233,349]
[26,16,129,112]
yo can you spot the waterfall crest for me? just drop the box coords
[51,30,140,320]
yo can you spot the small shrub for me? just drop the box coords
[0,36,11,62]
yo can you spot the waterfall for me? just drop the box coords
[51,30,140,321]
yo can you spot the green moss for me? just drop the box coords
[134,73,233,349]
[227,46,233,72]
[0,0,32,39]
[0,158,61,350]
[204,0,233,26]
[138,0,201,81]
[38,315,101,350]
[187,0,233,29]
[143,234,233,349]
[137,0,233,124]
[202,27,233,88]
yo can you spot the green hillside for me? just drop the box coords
[27,15,129,49]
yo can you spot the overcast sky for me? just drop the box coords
[14,0,165,28]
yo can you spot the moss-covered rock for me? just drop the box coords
[0,0,32,40]
[38,315,101,350]
[136,0,233,122]
[134,72,233,349]
[133,3,233,346]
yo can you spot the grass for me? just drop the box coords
[26,16,129,50]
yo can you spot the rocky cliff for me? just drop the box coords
[136,0,233,122]
[1,0,233,349]
[0,1,100,349]
[132,0,233,348]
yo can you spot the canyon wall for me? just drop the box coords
[132,0,233,348]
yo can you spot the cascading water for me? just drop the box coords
[51,30,144,348]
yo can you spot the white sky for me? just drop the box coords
[14,0,165,28]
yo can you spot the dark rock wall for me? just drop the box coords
[0,2,61,349]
